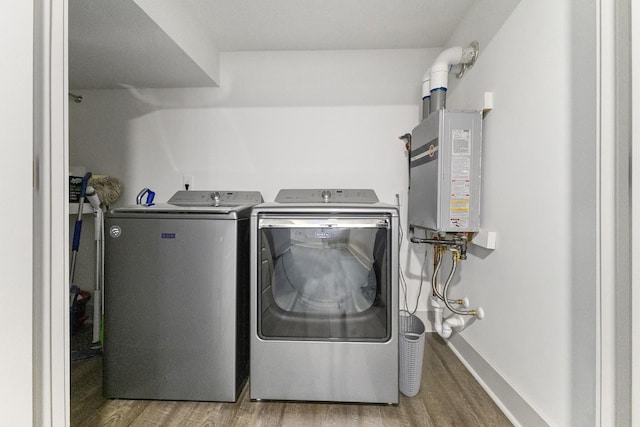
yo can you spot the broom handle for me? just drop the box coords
[92,209,103,344]
[70,172,92,283]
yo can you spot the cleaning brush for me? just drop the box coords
[88,176,123,207]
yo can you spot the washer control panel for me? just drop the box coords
[168,191,263,207]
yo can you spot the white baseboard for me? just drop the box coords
[412,311,549,427]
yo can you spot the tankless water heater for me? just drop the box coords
[409,109,482,233]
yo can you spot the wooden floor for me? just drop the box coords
[71,333,512,426]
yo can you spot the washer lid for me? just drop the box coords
[274,189,378,204]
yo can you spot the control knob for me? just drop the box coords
[321,190,331,202]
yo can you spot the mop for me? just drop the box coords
[85,186,103,346]
[71,175,123,360]
[87,175,123,346]
[89,175,123,207]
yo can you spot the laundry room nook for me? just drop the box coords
[58,0,617,426]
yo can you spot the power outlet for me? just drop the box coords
[182,175,193,190]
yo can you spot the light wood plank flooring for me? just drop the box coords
[71,333,512,426]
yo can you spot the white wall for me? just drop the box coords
[443,0,597,425]
[73,105,412,204]
[70,49,438,203]
[0,3,34,426]
[69,49,437,305]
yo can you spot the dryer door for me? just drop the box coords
[257,215,392,341]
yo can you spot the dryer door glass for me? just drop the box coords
[257,215,391,341]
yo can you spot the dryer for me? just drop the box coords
[104,190,262,402]
[250,189,399,404]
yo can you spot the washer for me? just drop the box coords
[250,189,399,404]
[104,190,262,402]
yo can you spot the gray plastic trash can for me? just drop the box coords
[399,310,426,397]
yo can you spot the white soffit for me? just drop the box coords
[69,0,479,89]
[69,0,218,89]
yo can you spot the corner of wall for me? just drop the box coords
[448,334,550,427]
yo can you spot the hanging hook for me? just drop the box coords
[69,92,83,103]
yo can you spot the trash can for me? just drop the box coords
[399,310,426,397]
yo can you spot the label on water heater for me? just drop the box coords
[451,129,471,155]
[450,199,470,229]
[450,129,472,229]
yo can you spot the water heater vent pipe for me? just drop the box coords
[424,41,479,117]
[421,69,431,118]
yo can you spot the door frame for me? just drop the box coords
[631,2,640,425]
[38,0,638,425]
[33,0,69,425]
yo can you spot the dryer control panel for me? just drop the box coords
[275,189,378,204]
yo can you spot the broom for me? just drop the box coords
[70,172,92,335]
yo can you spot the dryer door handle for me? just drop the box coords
[258,216,390,229]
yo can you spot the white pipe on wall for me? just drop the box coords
[429,43,478,92]
[442,315,466,337]
[429,46,466,93]
[431,297,445,336]
[422,69,431,119]
[424,42,478,112]
[431,296,467,339]
[421,68,431,100]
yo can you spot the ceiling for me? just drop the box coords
[69,0,476,90]
[176,0,474,51]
